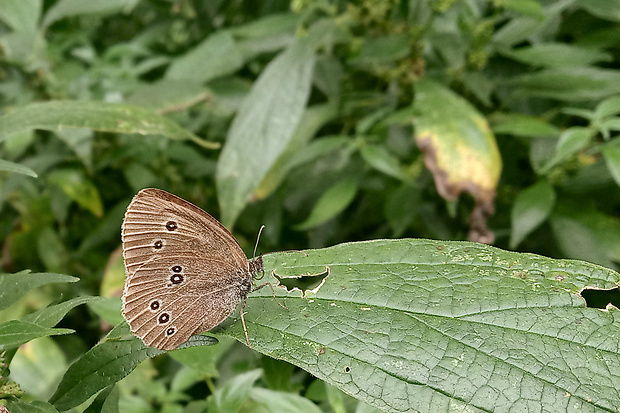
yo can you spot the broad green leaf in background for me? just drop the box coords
[0,158,38,177]
[602,143,620,187]
[49,323,218,411]
[550,206,620,267]
[510,180,556,249]
[216,37,316,227]
[0,320,73,350]
[10,336,68,400]
[0,271,78,311]
[0,101,218,149]
[294,176,359,231]
[219,239,620,413]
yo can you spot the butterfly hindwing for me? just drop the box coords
[121,188,253,350]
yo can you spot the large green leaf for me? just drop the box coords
[215,38,316,227]
[0,101,218,149]
[0,271,78,311]
[219,239,620,413]
[49,322,218,411]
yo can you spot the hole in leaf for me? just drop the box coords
[580,287,620,309]
[272,266,330,297]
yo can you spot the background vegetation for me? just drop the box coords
[1,0,619,412]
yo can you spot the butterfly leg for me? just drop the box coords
[240,299,252,348]
[252,282,289,311]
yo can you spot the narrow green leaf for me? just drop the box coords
[0,0,41,32]
[505,43,611,67]
[0,158,38,177]
[294,176,358,230]
[594,96,620,118]
[550,215,614,268]
[359,144,405,180]
[576,0,620,23]
[165,31,244,83]
[493,1,572,47]
[42,0,139,28]
[49,323,217,411]
[5,400,59,413]
[490,113,560,138]
[48,169,103,216]
[0,271,78,311]
[253,104,339,201]
[510,67,620,101]
[510,181,556,248]
[602,144,620,187]
[216,39,316,227]
[0,101,218,149]
[82,385,119,413]
[0,320,73,350]
[499,0,545,19]
[540,127,593,173]
[22,296,102,328]
[220,239,620,413]
[248,387,323,413]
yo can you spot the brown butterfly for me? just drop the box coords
[121,188,264,350]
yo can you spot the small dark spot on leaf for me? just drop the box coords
[344,366,351,373]
[154,240,163,249]
[318,347,326,355]
[166,221,177,231]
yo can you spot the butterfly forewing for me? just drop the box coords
[121,188,254,350]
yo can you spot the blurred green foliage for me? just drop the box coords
[1,0,620,411]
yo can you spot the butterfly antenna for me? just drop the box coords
[252,225,265,259]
